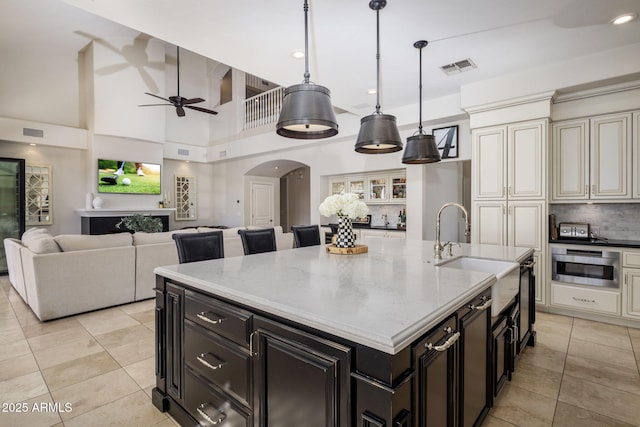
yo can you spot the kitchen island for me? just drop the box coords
[152,238,534,427]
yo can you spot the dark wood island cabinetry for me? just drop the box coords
[152,240,534,426]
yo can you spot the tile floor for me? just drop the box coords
[1,275,639,427]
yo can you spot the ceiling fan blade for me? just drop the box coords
[183,97,205,105]
[145,92,171,103]
[186,105,219,115]
[138,103,172,107]
[176,106,186,117]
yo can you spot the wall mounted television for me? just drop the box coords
[98,159,161,195]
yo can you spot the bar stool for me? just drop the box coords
[291,225,321,248]
[172,231,224,263]
[238,228,277,255]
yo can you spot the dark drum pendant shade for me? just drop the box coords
[402,40,441,164]
[355,0,403,154]
[276,0,338,139]
[277,83,338,139]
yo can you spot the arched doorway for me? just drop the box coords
[245,160,310,231]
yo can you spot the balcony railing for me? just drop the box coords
[243,86,285,131]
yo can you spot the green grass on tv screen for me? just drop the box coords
[98,160,161,195]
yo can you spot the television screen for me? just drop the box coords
[98,159,161,195]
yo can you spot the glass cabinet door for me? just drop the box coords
[368,177,387,201]
[349,180,365,200]
[330,180,346,195]
[391,176,407,200]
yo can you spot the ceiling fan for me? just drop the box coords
[139,46,218,117]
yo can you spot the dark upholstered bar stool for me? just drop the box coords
[291,225,321,248]
[238,228,277,255]
[172,231,224,263]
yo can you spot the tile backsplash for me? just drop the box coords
[368,204,406,227]
[550,203,640,240]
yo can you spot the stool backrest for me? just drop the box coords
[238,228,277,255]
[291,225,321,248]
[172,231,224,263]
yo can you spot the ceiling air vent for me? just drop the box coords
[440,58,477,76]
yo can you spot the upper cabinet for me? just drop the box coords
[633,112,640,199]
[328,170,406,204]
[472,119,547,201]
[551,112,632,201]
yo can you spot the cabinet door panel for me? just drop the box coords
[590,113,631,199]
[472,202,506,246]
[473,127,506,200]
[508,121,546,200]
[623,270,640,319]
[633,112,640,199]
[508,202,544,251]
[551,120,588,200]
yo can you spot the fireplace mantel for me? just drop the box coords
[75,208,176,234]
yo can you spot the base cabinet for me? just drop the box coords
[154,276,501,427]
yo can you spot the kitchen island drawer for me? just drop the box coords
[185,289,253,346]
[185,367,252,427]
[551,284,620,315]
[184,320,251,407]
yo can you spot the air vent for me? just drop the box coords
[23,128,44,138]
[177,148,190,156]
[219,150,227,158]
[440,58,477,76]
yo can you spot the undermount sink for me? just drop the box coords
[439,256,520,316]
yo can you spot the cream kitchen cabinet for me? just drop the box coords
[633,112,640,199]
[330,179,346,196]
[551,112,632,201]
[367,176,388,202]
[328,170,406,204]
[622,251,640,320]
[472,120,547,201]
[360,228,406,242]
[472,201,544,251]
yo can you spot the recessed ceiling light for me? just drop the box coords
[367,89,377,95]
[612,13,637,25]
[291,50,305,59]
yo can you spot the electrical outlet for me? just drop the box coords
[591,226,600,237]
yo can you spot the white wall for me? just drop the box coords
[163,159,216,229]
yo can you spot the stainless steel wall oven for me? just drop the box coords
[551,247,619,289]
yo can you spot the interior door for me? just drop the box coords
[251,181,274,227]
[0,158,26,274]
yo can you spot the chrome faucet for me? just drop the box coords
[434,202,471,260]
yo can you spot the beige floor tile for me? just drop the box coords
[629,327,640,361]
[124,356,156,389]
[515,340,567,374]
[564,354,640,395]
[0,323,25,344]
[482,415,519,427]
[94,323,154,349]
[0,393,63,427]
[509,359,563,399]
[77,308,140,336]
[120,299,156,314]
[490,383,556,427]
[571,318,633,351]
[558,375,640,425]
[536,311,574,326]
[568,337,638,371]
[552,401,637,427]
[0,352,39,382]
[41,351,120,391]
[51,368,140,421]
[154,417,181,426]
[534,327,571,353]
[21,316,83,339]
[63,390,167,427]
[130,308,156,324]
[32,336,104,370]
[27,325,93,352]
[107,335,155,366]
[0,371,49,402]
[0,337,31,362]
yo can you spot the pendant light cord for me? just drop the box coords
[303,0,310,84]
[375,8,381,114]
[418,44,423,134]
[176,46,180,96]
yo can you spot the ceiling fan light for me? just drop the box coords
[402,133,441,164]
[355,113,403,153]
[276,83,339,139]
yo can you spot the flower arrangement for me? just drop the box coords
[116,213,163,233]
[319,193,369,219]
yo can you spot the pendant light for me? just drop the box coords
[354,0,403,154]
[276,0,338,139]
[402,40,441,164]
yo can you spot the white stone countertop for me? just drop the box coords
[155,238,534,354]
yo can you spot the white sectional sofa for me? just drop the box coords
[4,225,296,321]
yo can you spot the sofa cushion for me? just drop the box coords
[133,231,174,245]
[55,233,133,252]
[21,228,52,246]
[247,225,283,234]
[25,237,61,254]
[221,227,245,237]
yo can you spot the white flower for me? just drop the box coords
[319,193,369,219]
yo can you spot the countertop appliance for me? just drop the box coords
[558,222,590,240]
[551,247,619,288]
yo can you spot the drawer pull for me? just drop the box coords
[572,296,596,303]
[426,331,460,352]
[196,352,226,371]
[197,311,226,325]
[470,297,492,311]
[197,403,226,425]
